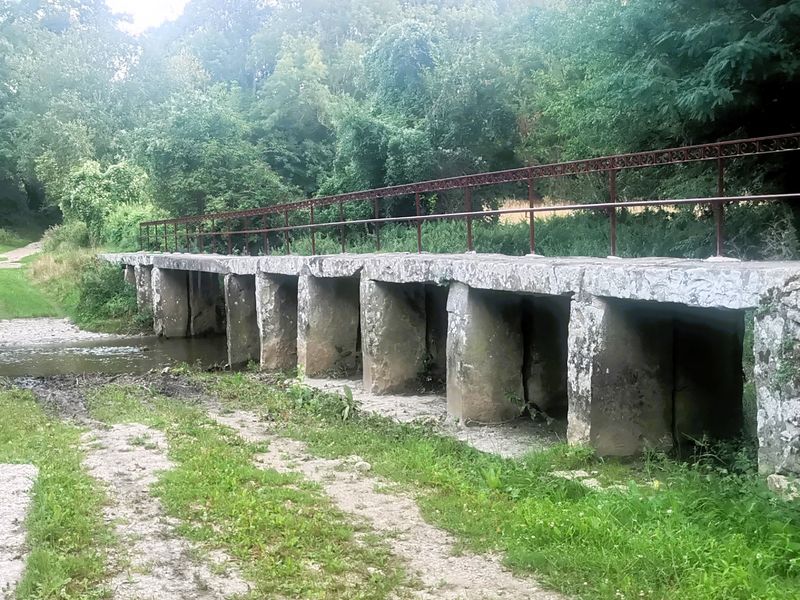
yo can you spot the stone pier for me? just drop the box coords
[446,283,524,424]
[256,273,298,371]
[224,274,259,367]
[361,279,426,394]
[755,278,800,474]
[106,251,800,476]
[134,264,153,312]
[567,296,674,456]
[152,267,189,338]
[298,275,361,377]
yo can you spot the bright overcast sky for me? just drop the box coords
[105,0,190,35]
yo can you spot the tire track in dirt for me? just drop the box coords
[82,423,250,600]
[210,409,564,600]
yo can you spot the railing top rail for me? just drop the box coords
[140,132,800,228]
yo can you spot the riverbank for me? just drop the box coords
[2,371,798,600]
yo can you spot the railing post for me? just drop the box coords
[173,223,178,252]
[374,198,381,251]
[263,215,270,255]
[227,232,233,255]
[284,210,291,255]
[339,201,346,253]
[415,192,422,253]
[211,220,216,254]
[145,225,150,250]
[163,224,168,252]
[715,157,725,256]
[528,173,536,254]
[609,168,618,256]
[465,188,474,252]
[310,204,316,255]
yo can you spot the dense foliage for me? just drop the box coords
[1,0,799,252]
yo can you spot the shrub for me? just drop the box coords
[73,260,138,328]
[41,221,91,252]
[29,251,143,332]
[100,202,169,251]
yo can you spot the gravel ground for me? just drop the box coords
[0,464,38,599]
[304,377,565,458]
[0,318,119,348]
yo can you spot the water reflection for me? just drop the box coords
[0,336,228,377]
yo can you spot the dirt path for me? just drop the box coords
[211,409,563,600]
[82,423,250,600]
[0,464,38,600]
[0,242,41,270]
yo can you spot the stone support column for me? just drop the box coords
[152,267,189,338]
[224,274,259,367]
[755,279,800,475]
[567,294,673,456]
[256,273,298,371]
[446,283,524,423]
[361,279,426,394]
[297,275,360,377]
[134,265,154,313]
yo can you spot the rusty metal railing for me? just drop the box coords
[139,132,800,257]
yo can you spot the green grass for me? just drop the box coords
[0,269,62,319]
[198,372,800,600]
[85,384,411,599]
[0,389,110,599]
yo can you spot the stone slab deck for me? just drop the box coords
[104,251,800,310]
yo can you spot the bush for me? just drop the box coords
[41,221,91,253]
[100,202,169,251]
[73,260,138,328]
[29,251,144,333]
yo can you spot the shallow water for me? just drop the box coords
[0,336,228,377]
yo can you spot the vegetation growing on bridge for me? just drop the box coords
[1,1,799,256]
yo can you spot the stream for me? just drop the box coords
[0,318,228,377]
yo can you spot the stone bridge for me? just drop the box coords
[106,251,800,476]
